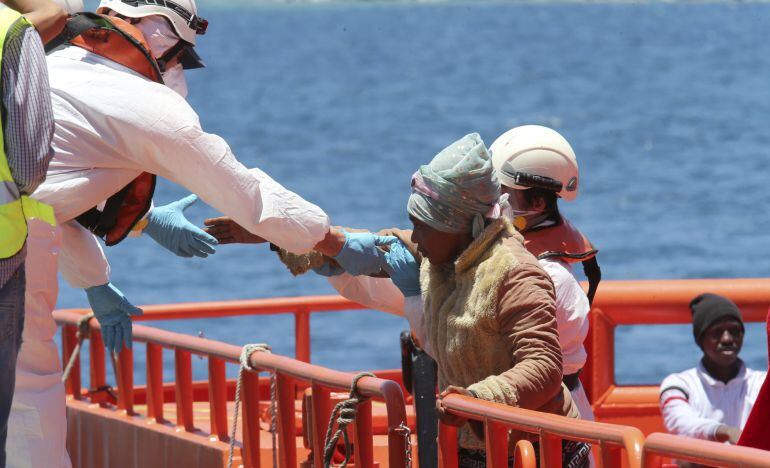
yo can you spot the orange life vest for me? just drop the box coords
[524,216,602,305]
[46,13,160,246]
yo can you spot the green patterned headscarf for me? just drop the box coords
[407,133,507,238]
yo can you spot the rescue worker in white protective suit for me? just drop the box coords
[7,0,382,465]
[204,126,602,424]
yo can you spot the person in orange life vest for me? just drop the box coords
[488,125,599,421]
[659,294,766,445]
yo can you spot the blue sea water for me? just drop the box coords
[65,1,770,385]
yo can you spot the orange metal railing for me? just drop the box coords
[58,295,366,364]
[55,308,408,468]
[582,278,770,435]
[642,432,770,467]
[437,394,644,468]
[55,283,770,467]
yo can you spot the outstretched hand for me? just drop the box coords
[145,194,218,258]
[204,216,266,244]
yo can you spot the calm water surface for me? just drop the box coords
[65,2,770,384]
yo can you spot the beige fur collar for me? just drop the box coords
[454,217,514,273]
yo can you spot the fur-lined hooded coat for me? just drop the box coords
[420,218,579,448]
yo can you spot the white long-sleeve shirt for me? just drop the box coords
[659,361,766,440]
[33,46,330,287]
[327,257,589,374]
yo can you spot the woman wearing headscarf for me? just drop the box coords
[204,133,589,466]
[383,133,587,466]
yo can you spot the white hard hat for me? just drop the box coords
[96,0,207,46]
[52,0,84,14]
[489,125,580,202]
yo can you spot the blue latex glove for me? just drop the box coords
[144,194,218,258]
[85,283,143,354]
[381,239,421,297]
[312,262,344,277]
[333,232,394,276]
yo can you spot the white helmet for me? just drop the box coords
[52,0,84,14]
[96,0,207,46]
[489,125,580,202]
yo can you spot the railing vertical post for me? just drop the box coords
[582,309,595,403]
[276,373,297,468]
[513,440,537,468]
[295,307,311,363]
[207,357,229,442]
[353,399,374,468]
[146,343,164,422]
[115,347,134,415]
[61,325,81,398]
[241,370,261,468]
[590,308,615,403]
[539,433,562,468]
[439,423,458,468]
[600,443,623,468]
[641,450,662,468]
[89,332,108,405]
[310,383,332,468]
[174,349,195,431]
[484,420,509,468]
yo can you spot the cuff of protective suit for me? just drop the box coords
[467,377,519,407]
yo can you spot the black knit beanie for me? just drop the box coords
[690,293,744,344]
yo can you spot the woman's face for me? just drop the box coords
[410,216,471,265]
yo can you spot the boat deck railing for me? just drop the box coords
[438,393,645,468]
[55,306,408,468]
[54,279,770,467]
[642,432,770,467]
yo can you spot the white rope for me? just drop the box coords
[61,313,95,383]
[227,343,272,468]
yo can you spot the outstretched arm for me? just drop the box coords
[3,0,66,43]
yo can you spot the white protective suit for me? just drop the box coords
[7,45,330,467]
[327,257,595,420]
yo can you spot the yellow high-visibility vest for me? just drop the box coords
[0,6,55,259]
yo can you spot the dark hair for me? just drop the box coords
[522,188,560,221]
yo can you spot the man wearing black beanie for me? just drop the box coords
[659,293,766,444]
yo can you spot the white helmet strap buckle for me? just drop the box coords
[501,161,564,192]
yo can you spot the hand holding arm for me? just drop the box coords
[85,283,143,354]
[314,230,392,276]
[145,194,218,258]
[381,238,420,297]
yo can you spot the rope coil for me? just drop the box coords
[227,343,272,468]
[322,371,376,468]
